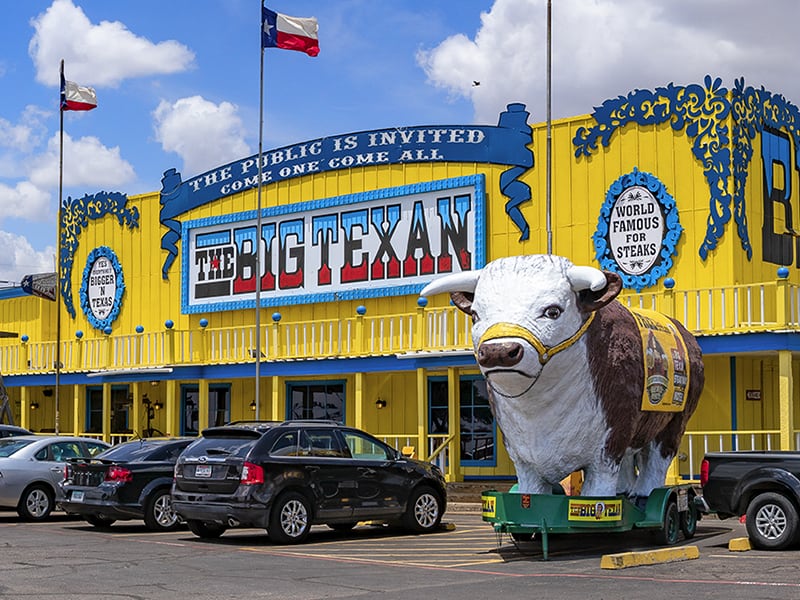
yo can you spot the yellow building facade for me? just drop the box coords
[2,76,799,483]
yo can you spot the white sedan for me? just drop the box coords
[0,435,109,520]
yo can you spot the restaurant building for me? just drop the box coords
[2,75,799,483]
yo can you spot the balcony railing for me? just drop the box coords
[4,277,799,376]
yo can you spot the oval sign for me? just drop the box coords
[607,185,664,275]
[593,168,683,291]
[79,246,125,331]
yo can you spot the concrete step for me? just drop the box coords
[446,480,515,503]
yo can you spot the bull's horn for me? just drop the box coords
[420,270,481,297]
[567,266,607,292]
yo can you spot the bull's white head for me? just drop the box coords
[420,255,621,398]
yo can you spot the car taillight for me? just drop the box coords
[699,459,709,487]
[106,466,133,482]
[240,462,264,485]
[63,464,71,481]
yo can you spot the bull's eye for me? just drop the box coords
[543,305,562,319]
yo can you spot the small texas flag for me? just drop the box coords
[60,71,97,111]
[262,7,319,57]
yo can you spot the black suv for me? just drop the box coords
[61,437,194,531]
[172,421,447,544]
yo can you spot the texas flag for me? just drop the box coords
[60,71,97,111]
[262,7,319,57]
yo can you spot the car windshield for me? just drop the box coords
[0,438,34,457]
[95,440,156,461]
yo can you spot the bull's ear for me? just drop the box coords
[577,271,622,312]
[450,291,474,314]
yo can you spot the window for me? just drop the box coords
[342,431,391,461]
[86,386,129,433]
[270,430,300,456]
[287,382,344,422]
[181,385,231,435]
[428,376,496,467]
[298,429,347,458]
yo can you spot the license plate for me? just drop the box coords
[71,491,84,502]
[195,465,212,478]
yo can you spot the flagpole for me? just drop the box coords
[545,0,553,255]
[254,1,266,420]
[55,59,65,435]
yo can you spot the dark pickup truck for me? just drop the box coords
[699,451,800,550]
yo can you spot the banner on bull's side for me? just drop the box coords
[181,175,486,313]
[630,308,690,412]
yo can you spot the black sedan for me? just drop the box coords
[61,437,194,531]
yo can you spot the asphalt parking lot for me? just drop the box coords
[2,507,800,600]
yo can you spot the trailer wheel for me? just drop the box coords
[657,500,680,545]
[745,492,799,550]
[680,501,698,539]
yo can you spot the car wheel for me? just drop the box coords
[269,491,312,544]
[85,514,116,529]
[745,492,799,550]
[17,484,55,521]
[144,489,181,531]
[186,519,226,539]
[656,500,680,545]
[327,522,357,532]
[402,485,443,533]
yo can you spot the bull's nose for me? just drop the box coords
[477,341,524,368]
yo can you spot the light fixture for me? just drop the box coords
[375,397,387,409]
[42,388,53,397]
[30,401,39,410]
[150,380,160,387]
[249,400,257,411]
[154,400,164,411]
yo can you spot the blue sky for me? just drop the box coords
[1,0,799,284]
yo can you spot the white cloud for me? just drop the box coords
[0,181,51,222]
[419,0,800,123]
[0,231,55,285]
[28,133,136,189]
[153,96,251,176]
[29,0,195,88]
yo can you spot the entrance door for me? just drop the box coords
[428,376,496,467]
[181,385,231,435]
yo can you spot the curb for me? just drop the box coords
[600,545,700,570]
[728,537,751,551]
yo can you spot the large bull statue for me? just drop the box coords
[421,254,704,499]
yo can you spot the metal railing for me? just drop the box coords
[677,429,783,482]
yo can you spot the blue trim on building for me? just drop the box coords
[0,287,26,300]
[697,331,800,353]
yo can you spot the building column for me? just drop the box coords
[354,372,364,429]
[73,384,85,435]
[20,387,29,430]
[166,380,178,436]
[447,367,461,482]
[778,350,794,450]
[102,382,111,443]
[198,379,209,433]
[416,367,427,461]
[271,376,282,421]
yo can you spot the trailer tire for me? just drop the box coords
[680,502,698,539]
[745,492,799,550]
[657,500,680,545]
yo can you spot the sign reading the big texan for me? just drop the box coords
[181,176,485,312]
[161,104,534,284]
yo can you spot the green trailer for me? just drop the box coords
[481,484,700,560]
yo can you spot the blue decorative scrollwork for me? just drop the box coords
[78,246,125,331]
[60,191,139,318]
[574,75,730,260]
[593,168,682,291]
[731,78,800,260]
